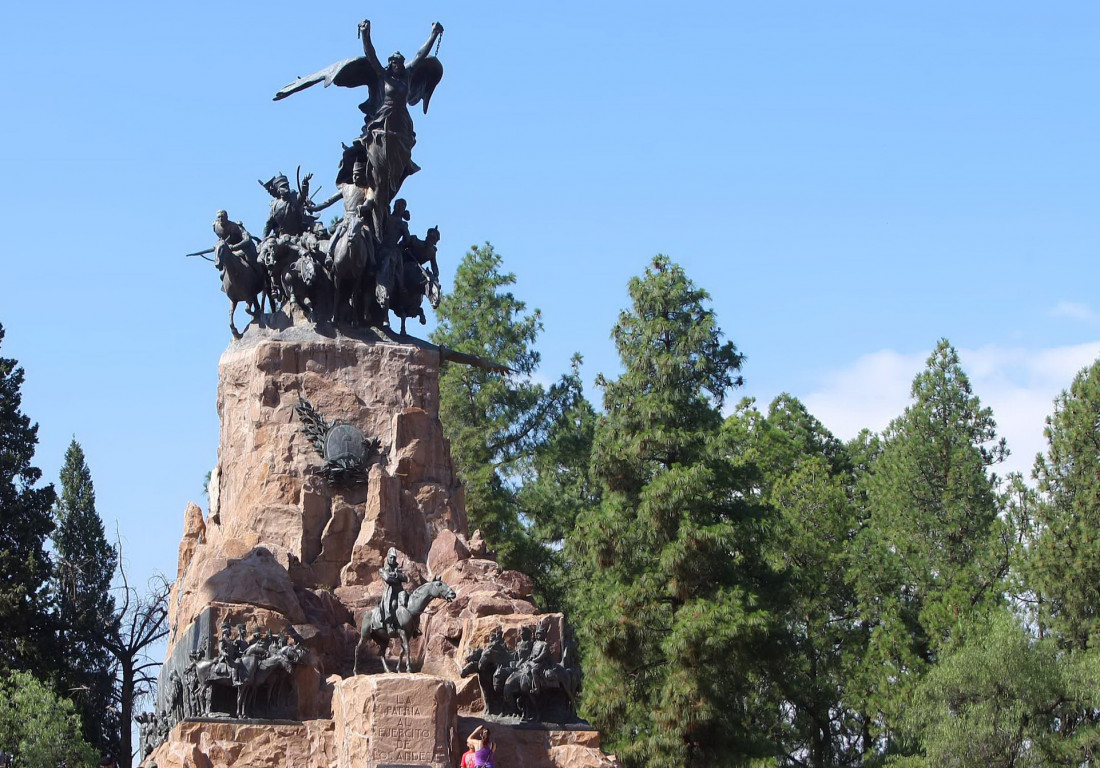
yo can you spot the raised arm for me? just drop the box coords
[309,192,342,213]
[408,22,443,69]
[358,19,384,74]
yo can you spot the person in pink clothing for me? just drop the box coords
[461,725,495,767]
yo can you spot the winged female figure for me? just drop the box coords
[274,20,444,234]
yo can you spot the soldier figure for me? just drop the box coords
[243,627,267,660]
[374,198,411,313]
[379,548,408,631]
[261,173,315,238]
[214,621,236,678]
[523,619,554,696]
[514,626,533,665]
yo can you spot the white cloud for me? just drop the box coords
[1050,301,1097,323]
[802,341,1100,479]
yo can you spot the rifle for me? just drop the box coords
[185,247,215,262]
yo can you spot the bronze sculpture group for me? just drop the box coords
[461,619,583,723]
[193,19,446,339]
[137,624,308,759]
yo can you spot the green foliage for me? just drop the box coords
[734,394,869,766]
[898,608,1100,768]
[0,323,58,678]
[0,670,97,768]
[515,384,600,611]
[52,439,119,754]
[569,255,776,767]
[851,339,1011,752]
[1027,357,1100,650]
[431,244,589,598]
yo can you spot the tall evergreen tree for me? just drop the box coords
[568,255,776,767]
[431,244,586,588]
[1026,357,1100,650]
[852,339,1011,755]
[514,390,600,612]
[52,439,119,755]
[0,322,58,678]
[736,394,868,766]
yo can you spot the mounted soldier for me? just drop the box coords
[378,547,408,632]
[522,618,555,696]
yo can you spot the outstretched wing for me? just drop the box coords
[406,56,443,114]
[273,56,378,101]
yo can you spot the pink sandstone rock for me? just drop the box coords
[427,528,471,577]
[456,720,617,768]
[332,674,456,768]
[467,529,488,557]
[155,332,618,766]
[176,502,206,582]
[145,719,334,768]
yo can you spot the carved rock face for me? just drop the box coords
[157,328,615,765]
[167,329,542,683]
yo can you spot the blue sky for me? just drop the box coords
[2,1,1100,589]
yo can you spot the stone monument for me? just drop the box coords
[152,18,618,768]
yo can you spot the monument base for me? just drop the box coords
[457,717,616,768]
[145,718,335,767]
[333,673,456,768]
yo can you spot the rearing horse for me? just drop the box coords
[354,577,456,674]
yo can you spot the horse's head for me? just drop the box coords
[426,279,442,310]
[431,576,456,602]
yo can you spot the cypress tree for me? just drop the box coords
[0,322,58,678]
[569,255,776,767]
[52,438,119,755]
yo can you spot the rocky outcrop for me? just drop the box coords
[147,720,335,768]
[153,329,617,767]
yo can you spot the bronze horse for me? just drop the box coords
[214,238,267,339]
[354,577,456,674]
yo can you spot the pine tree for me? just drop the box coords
[568,255,776,767]
[0,322,58,678]
[430,244,586,587]
[852,339,1011,754]
[52,439,119,755]
[514,390,600,612]
[1027,357,1100,650]
[738,394,868,766]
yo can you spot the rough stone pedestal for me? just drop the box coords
[333,674,456,768]
[146,719,335,767]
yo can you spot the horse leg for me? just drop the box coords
[354,631,368,676]
[375,633,392,673]
[229,300,242,339]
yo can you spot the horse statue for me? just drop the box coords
[214,237,268,339]
[234,644,306,718]
[354,577,456,674]
[328,213,373,326]
[503,656,581,722]
[390,227,442,334]
[282,239,334,324]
